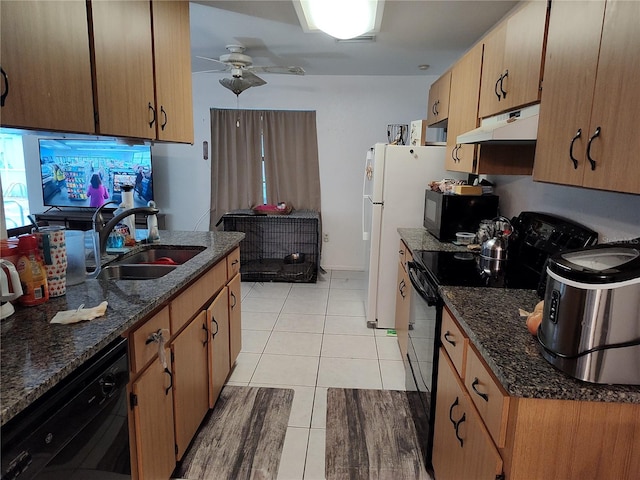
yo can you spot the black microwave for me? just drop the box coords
[423,190,499,241]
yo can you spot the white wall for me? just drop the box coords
[152,73,439,270]
[488,175,640,243]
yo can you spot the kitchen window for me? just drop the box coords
[0,131,30,232]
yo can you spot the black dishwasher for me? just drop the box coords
[1,338,131,480]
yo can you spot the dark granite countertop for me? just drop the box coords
[398,227,468,253]
[398,228,640,404]
[0,230,244,427]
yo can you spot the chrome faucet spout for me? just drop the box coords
[92,203,160,259]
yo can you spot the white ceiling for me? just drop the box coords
[190,0,520,77]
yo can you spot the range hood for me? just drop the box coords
[456,104,539,144]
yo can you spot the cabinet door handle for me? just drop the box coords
[586,126,601,171]
[148,102,156,128]
[444,331,456,346]
[500,69,508,99]
[164,367,173,395]
[449,396,461,427]
[202,322,209,346]
[399,249,405,256]
[230,291,237,308]
[211,317,219,339]
[231,259,239,267]
[569,128,582,169]
[454,412,466,447]
[494,75,502,100]
[160,105,167,131]
[435,99,439,116]
[471,377,489,402]
[451,146,457,162]
[0,67,8,107]
[432,102,437,116]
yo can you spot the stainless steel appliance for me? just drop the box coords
[406,211,597,468]
[538,244,640,385]
[422,189,499,242]
[1,338,130,479]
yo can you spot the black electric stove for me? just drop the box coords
[405,211,598,471]
[413,211,600,295]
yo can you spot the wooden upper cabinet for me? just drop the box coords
[0,1,94,133]
[91,0,156,140]
[151,1,194,143]
[427,71,451,126]
[534,0,640,194]
[478,1,548,118]
[446,44,482,173]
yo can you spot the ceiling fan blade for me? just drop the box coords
[248,65,305,75]
[195,55,229,67]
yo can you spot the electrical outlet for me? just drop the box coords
[323,233,329,242]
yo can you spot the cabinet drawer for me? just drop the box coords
[464,345,510,448]
[170,260,227,334]
[130,306,170,374]
[226,247,240,279]
[441,307,468,378]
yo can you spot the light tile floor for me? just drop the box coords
[226,269,406,480]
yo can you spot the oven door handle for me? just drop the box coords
[407,262,438,306]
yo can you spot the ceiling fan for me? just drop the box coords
[196,45,305,96]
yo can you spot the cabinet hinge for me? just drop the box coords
[130,392,138,409]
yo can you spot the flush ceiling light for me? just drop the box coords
[294,0,384,40]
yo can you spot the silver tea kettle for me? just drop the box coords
[479,216,513,275]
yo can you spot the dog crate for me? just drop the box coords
[221,209,321,283]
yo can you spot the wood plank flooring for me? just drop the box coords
[325,388,432,480]
[175,386,293,480]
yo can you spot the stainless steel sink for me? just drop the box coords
[114,246,205,266]
[97,264,177,281]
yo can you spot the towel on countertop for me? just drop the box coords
[50,301,108,324]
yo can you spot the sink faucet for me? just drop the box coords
[92,201,160,257]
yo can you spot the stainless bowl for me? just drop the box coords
[284,253,305,264]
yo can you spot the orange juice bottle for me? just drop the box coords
[16,235,49,306]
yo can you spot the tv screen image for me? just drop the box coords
[38,138,153,209]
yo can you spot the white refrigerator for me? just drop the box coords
[363,143,448,329]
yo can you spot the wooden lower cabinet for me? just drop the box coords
[228,273,242,366]
[129,347,175,480]
[127,247,242,479]
[207,286,230,408]
[434,306,640,480]
[395,256,410,360]
[171,310,210,460]
[433,349,503,480]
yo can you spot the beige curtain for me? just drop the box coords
[262,110,321,211]
[209,109,264,229]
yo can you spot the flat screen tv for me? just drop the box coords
[38,138,153,209]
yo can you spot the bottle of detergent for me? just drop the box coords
[16,234,49,306]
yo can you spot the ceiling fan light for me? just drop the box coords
[301,0,381,40]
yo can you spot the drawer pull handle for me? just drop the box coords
[471,377,489,402]
[145,328,165,345]
[444,331,456,347]
[454,413,466,447]
[399,249,405,255]
[231,259,239,266]
[211,317,219,339]
[449,397,461,427]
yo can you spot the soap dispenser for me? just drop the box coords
[120,185,136,245]
[146,201,160,243]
